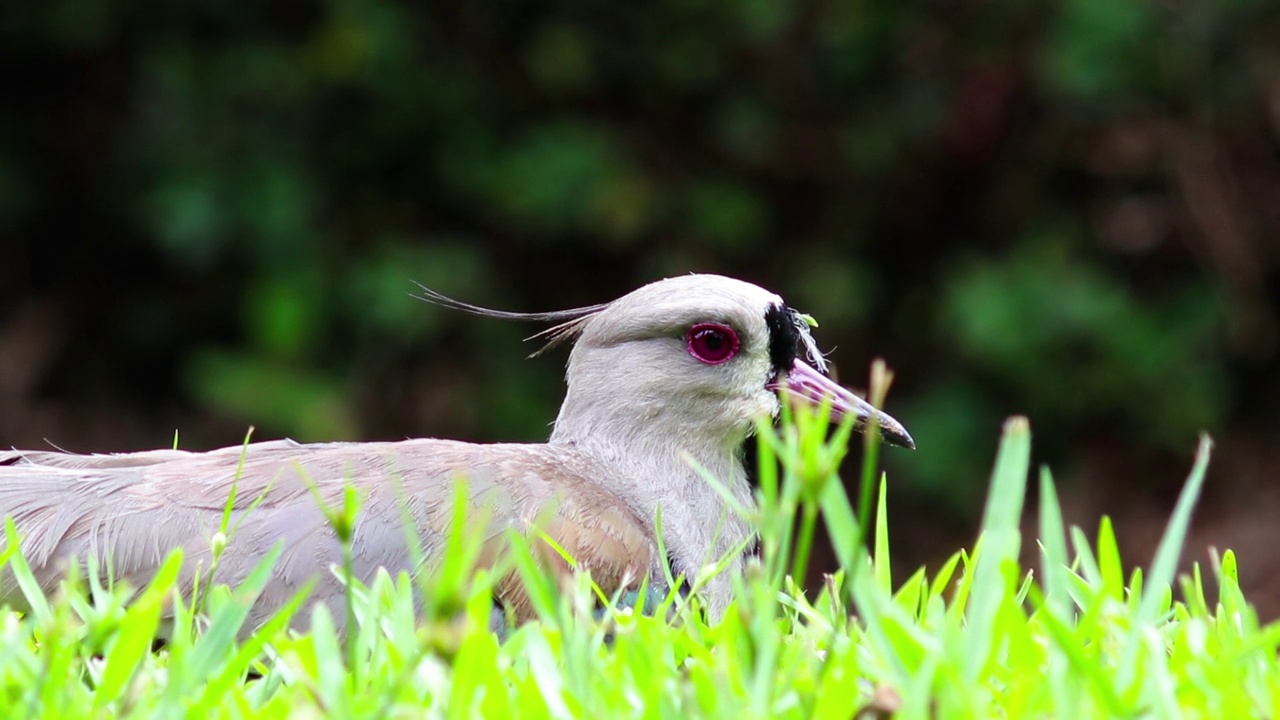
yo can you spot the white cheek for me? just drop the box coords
[735,385,778,422]
[764,391,782,419]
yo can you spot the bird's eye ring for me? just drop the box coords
[686,323,740,365]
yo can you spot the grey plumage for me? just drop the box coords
[0,274,911,632]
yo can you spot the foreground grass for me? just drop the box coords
[2,405,1277,717]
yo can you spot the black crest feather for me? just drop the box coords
[411,282,609,356]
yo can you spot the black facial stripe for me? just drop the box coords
[763,303,802,377]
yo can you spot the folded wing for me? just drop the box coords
[0,439,660,632]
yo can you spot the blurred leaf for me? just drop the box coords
[943,234,1227,444]
[839,114,905,174]
[732,0,795,44]
[787,255,875,329]
[37,0,116,49]
[525,23,596,93]
[710,95,775,167]
[347,239,488,340]
[236,160,318,268]
[474,121,651,238]
[656,34,723,90]
[890,380,998,510]
[588,172,663,244]
[244,272,325,358]
[144,174,230,269]
[307,1,419,82]
[475,326,566,442]
[184,349,357,441]
[1039,0,1158,111]
[685,179,769,250]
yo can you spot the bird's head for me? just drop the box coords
[417,274,913,452]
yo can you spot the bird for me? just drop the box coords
[0,273,912,634]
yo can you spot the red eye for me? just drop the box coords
[686,323,740,365]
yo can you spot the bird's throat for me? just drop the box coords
[551,416,755,615]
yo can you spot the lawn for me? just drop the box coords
[1,382,1274,718]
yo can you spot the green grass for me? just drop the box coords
[2,390,1277,718]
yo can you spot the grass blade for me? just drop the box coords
[963,416,1031,679]
[1137,434,1213,623]
[94,549,183,708]
[1037,467,1070,618]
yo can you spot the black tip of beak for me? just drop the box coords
[882,426,916,450]
[856,408,915,450]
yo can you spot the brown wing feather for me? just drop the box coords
[0,439,657,632]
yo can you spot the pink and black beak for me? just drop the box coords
[763,303,914,449]
[771,359,915,449]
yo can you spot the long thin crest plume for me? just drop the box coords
[411,281,609,356]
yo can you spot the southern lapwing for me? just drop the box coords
[0,274,912,632]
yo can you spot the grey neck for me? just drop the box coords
[549,399,755,616]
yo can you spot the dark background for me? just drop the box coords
[4,0,1280,613]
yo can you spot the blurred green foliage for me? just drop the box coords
[945,237,1225,443]
[2,0,1278,530]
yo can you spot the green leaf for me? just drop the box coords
[1139,435,1213,623]
[1096,516,1124,603]
[1037,467,1071,618]
[95,550,184,708]
[874,475,892,594]
[964,416,1031,678]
